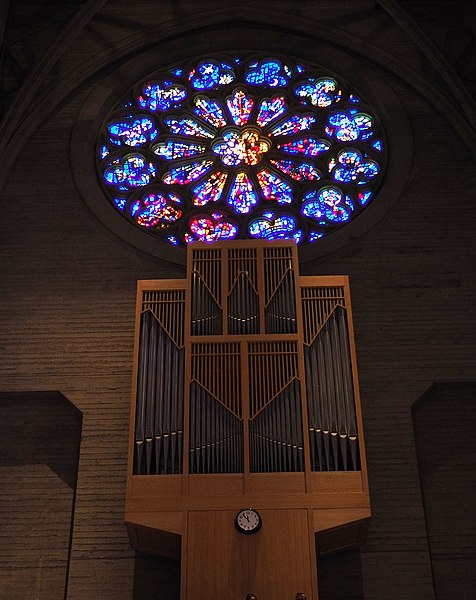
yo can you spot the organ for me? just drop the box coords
[125,240,370,599]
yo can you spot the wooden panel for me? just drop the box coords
[183,509,317,600]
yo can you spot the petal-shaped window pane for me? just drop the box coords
[164,117,214,138]
[162,160,214,185]
[192,171,228,206]
[227,89,254,126]
[278,138,331,156]
[153,140,206,160]
[256,169,293,204]
[227,171,259,214]
[270,114,316,137]
[270,159,321,181]
[194,97,227,128]
[256,96,287,127]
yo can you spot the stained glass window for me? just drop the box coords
[97,54,386,247]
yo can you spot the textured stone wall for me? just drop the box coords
[1,1,475,599]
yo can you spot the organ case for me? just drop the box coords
[126,240,370,600]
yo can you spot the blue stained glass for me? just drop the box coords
[194,97,227,127]
[302,187,353,223]
[153,140,206,160]
[98,54,386,249]
[325,111,373,142]
[294,78,339,108]
[135,194,183,229]
[278,137,331,156]
[331,149,379,184]
[248,211,302,242]
[162,160,214,185]
[256,169,293,204]
[227,89,254,126]
[108,116,156,146]
[358,190,372,205]
[227,171,258,214]
[131,200,140,216]
[192,171,228,206]
[189,61,235,90]
[164,117,214,138]
[244,60,289,87]
[186,212,238,243]
[256,96,287,127]
[104,154,156,188]
[308,231,324,242]
[138,82,187,111]
[270,114,316,137]
[114,197,126,210]
[372,140,383,151]
[270,159,321,181]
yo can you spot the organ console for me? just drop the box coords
[126,240,370,599]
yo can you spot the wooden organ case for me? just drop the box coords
[126,240,370,600]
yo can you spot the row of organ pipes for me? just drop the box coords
[133,243,360,475]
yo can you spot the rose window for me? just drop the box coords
[96,54,386,247]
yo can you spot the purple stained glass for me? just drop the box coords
[107,116,157,147]
[194,97,227,128]
[227,171,258,214]
[248,211,302,242]
[295,78,340,108]
[256,169,293,204]
[269,114,316,137]
[188,61,235,90]
[186,212,238,242]
[138,82,187,111]
[153,140,206,160]
[134,193,183,229]
[325,111,373,142]
[104,154,156,188]
[212,130,270,167]
[98,54,386,249]
[278,137,331,156]
[330,149,380,184]
[244,60,289,87]
[162,160,214,185]
[227,89,254,126]
[164,117,214,138]
[270,159,320,181]
[192,171,228,206]
[302,187,353,223]
[256,96,287,127]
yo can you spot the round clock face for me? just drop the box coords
[235,508,262,535]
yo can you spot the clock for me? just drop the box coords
[235,508,262,535]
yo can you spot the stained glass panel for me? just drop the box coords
[227,89,254,126]
[227,171,258,213]
[97,53,386,248]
